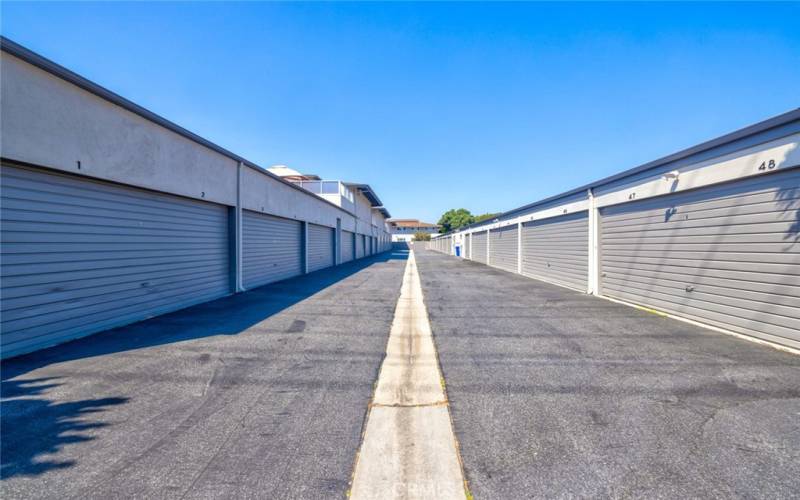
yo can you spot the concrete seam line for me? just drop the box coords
[419,259,474,500]
[349,250,468,499]
[346,264,401,497]
[346,251,409,498]
[369,400,449,409]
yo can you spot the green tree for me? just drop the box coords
[413,231,431,241]
[474,212,501,223]
[437,208,474,233]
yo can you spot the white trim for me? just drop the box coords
[485,229,490,263]
[516,221,523,275]
[587,188,599,295]
[234,161,244,292]
[456,131,799,238]
[595,132,800,208]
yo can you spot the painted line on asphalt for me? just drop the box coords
[349,250,467,500]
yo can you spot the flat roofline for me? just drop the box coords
[0,36,358,217]
[454,107,800,234]
[373,206,392,218]
[344,182,383,207]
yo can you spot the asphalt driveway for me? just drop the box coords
[1,249,408,499]
[414,248,800,499]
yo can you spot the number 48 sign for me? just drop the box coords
[758,159,776,171]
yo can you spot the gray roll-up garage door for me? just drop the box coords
[341,230,355,263]
[472,231,488,263]
[308,223,335,272]
[489,225,518,273]
[356,234,365,259]
[521,212,588,291]
[600,168,800,348]
[1,163,230,359]
[242,211,302,289]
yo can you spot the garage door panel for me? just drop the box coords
[0,247,227,267]
[605,284,800,332]
[2,164,221,209]
[242,211,302,289]
[472,232,488,263]
[1,241,229,255]
[342,231,355,263]
[602,275,800,310]
[602,201,800,231]
[602,260,800,286]
[489,226,518,272]
[524,259,588,278]
[3,169,221,219]
[308,224,334,272]
[1,164,231,358]
[602,255,800,276]
[523,265,588,281]
[3,202,226,229]
[521,212,588,291]
[2,249,230,277]
[601,250,799,266]
[522,254,588,269]
[1,221,227,240]
[1,284,231,349]
[1,251,231,286]
[520,233,590,244]
[523,230,590,240]
[521,242,589,254]
[3,271,231,328]
[603,210,798,234]
[602,220,798,240]
[521,266,587,290]
[356,234,366,259]
[3,230,228,244]
[605,289,800,348]
[602,191,800,226]
[2,268,232,309]
[2,262,229,301]
[601,233,797,247]
[602,169,800,218]
[3,273,230,346]
[600,168,800,346]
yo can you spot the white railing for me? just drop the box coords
[292,180,355,212]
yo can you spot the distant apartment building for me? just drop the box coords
[389,219,440,242]
[268,165,392,245]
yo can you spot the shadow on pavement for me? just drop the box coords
[2,248,409,378]
[1,376,128,480]
[1,248,408,480]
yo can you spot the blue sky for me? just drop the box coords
[3,2,799,223]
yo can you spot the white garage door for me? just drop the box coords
[356,234,366,259]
